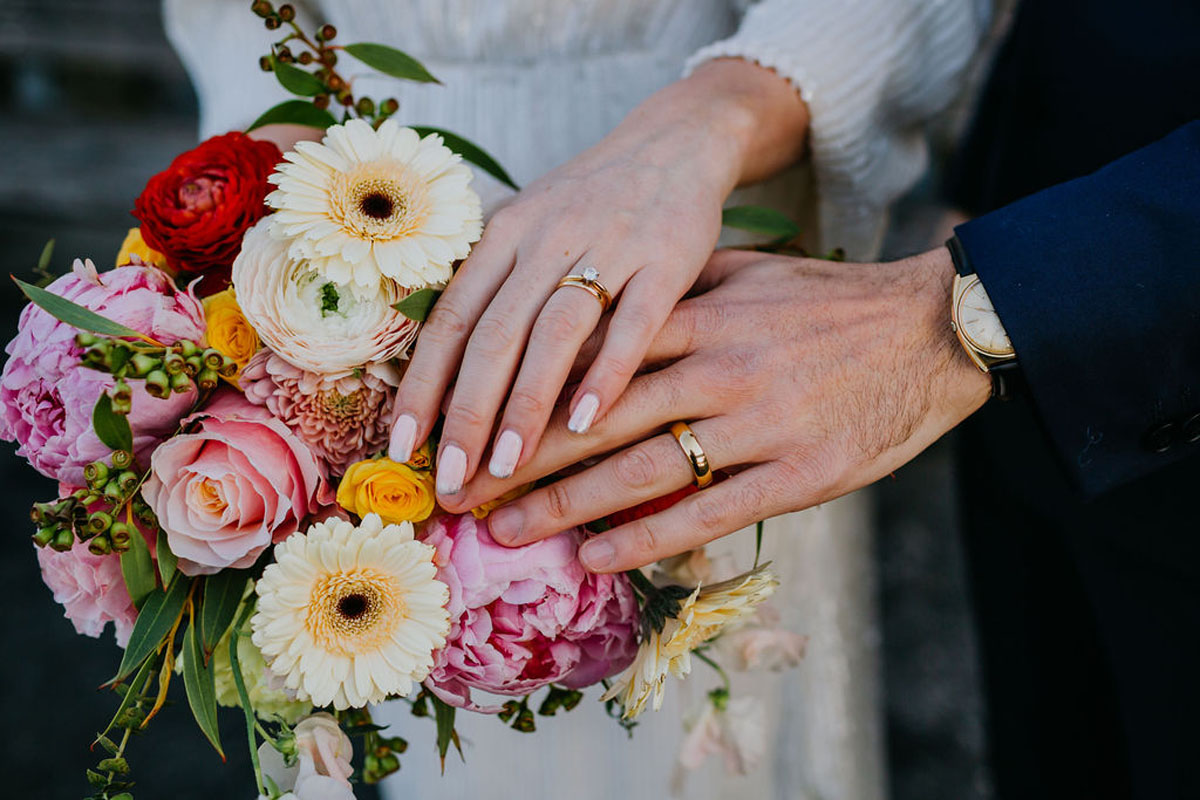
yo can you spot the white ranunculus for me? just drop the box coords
[232,219,420,376]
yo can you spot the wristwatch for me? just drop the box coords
[946,236,1020,399]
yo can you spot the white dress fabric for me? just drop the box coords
[164,2,989,797]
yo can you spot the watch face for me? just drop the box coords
[956,277,1014,357]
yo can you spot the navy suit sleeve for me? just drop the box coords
[953,121,1200,497]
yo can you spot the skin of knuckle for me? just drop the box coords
[534,305,581,343]
[424,303,472,342]
[444,401,491,433]
[506,385,547,420]
[611,447,659,490]
[626,518,660,560]
[539,481,572,523]
[714,347,766,394]
[469,314,517,355]
[686,492,729,532]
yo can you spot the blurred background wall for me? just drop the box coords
[0,1,990,797]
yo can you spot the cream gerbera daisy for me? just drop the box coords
[250,513,450,710]
[602,566,778,719]
[266,119,483,294]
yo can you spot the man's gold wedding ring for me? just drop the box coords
[556,266,612,311]
[670,421,713,489]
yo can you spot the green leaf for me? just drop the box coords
[344,43,440,84]
[156,527,177,587]
[34,239,57,287]
[721,205,802,241]
[183,614,224,759]
[92,393,133,453]
[270,56,326,97]
[247,99,339,132]
[120,526,156,610]
[391,287,441,322]
[13,277,151,340]
[111,573,190,685]
[200,570,250,657]
[97,655,156,742]
[410,126,518,190]
[431,694,462,772]
[754,519,764,569]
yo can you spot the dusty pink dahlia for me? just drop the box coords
[240,350,397,475]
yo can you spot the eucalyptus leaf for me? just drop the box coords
[35,239,57,287]
[270,56,326,97]
[183,615,224,758]
[92,393,133,453]
[156,527,177,587]
[228,616,265,797]
[410,126,518,190]
[14,277,150,340]
[98,655,156,741]
[432,694,462,772]
[247,99,338,132]
[200,570,250,657]
[721,205,802,241]
[111,573,190,685]
[345,43,440,84]
[119,527,156,610]
[392,287,441,322]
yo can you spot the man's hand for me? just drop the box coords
[439,247,992,572]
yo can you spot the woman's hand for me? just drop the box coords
[387,59,810,499]
[441,247,992,572]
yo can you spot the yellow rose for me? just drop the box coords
[116,227,170,271]
[407,441,434,471]
[338,458,436,525]
[470,483,534,519]
[203,288,259,381]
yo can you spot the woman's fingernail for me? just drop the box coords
[567,392,600,434]
[488,430,523,479]
[437,445,467,495]
[579,538,616,571]
[390,414,417,463]
[488,505,525,544]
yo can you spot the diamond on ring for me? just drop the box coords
[581,266,600,282]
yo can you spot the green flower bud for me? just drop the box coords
[170,371,193,394]
[53,528,77,552]
[84,461,111,490]
[32,527,56,548]
[111,449,134,470]
[145,369,171,398]
[197,369,220,391]
[87,535,112,556]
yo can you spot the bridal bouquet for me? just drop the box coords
[4,4,804,799]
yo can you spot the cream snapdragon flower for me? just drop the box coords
[602,566,778,719]
[232,219,420,375]
[251,513,450,710]
[266,119,482,294]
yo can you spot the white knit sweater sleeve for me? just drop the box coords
[686,0,992,257]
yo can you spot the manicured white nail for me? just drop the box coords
[488,430,523,479]
[437,445,467,495]
[389,414,417,463]
[567,392,599,434]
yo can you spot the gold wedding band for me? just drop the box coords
[670,421,713,489]
[556,266,612,311]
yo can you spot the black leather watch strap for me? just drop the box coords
[947,235,1022,400]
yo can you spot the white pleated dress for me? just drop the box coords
[165,1,988,797]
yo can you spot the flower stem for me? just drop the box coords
[693,648,731,693]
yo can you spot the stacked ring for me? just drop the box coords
[670,421,713,489]
[555,266,612,311]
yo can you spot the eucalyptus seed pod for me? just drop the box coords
[265,15,282,30]
[383,736,408,753]
[183,355,202,376]
[170,371,193,394]
[86,511,113,537]
[177,339,200,358]
[251,0,273,17]
[30,502,49,525]
[87,535,112,556]
[70,501,89,527]
[259,55,273,71]
[277,3,295,21]
[75,333,99,348]
[128,352,160,377]
[109,523,133,550]
[163,352,186,375]
[375,753,400,779]
[134,502,157,526]
[111,381,133,416]
[145,369,171,398]
[103,480,126,504]
[337,89,354,106]
[202,348,225,371]
[217,355,238,377]
[381,98,399,115]
[319,23,337,40]
[356,97,376,116]
[197,368,220,391]
[111,449,134,470]
[116,470,139,493]
[322,50,338,67]
[313,94,331,110]
[53,528,78,552]
[32,527,56,548]
[298,51,314,65]
[84,461,110,490]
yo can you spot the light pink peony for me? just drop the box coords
[141,389,333,576]
[36,537,138,647]
[240,350,397,475]
[0,259,204,485]
[422,514,638,711]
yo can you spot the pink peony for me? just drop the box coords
[0,259,205,485]
[36,537,137,647]
[422,514,638,711]
[240,350,397,475]
[141,390,333,576]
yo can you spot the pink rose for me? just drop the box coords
[422,514,638,711]
[0,259,204,485]
[36,535,137,647]
[142,390,333,576]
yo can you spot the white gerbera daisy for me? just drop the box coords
[266,119,483,294]
[602,566,778,719]
[251,513,450,710]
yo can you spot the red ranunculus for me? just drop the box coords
[133,132,281,293]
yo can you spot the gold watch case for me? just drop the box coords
[950,274,1016,373]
